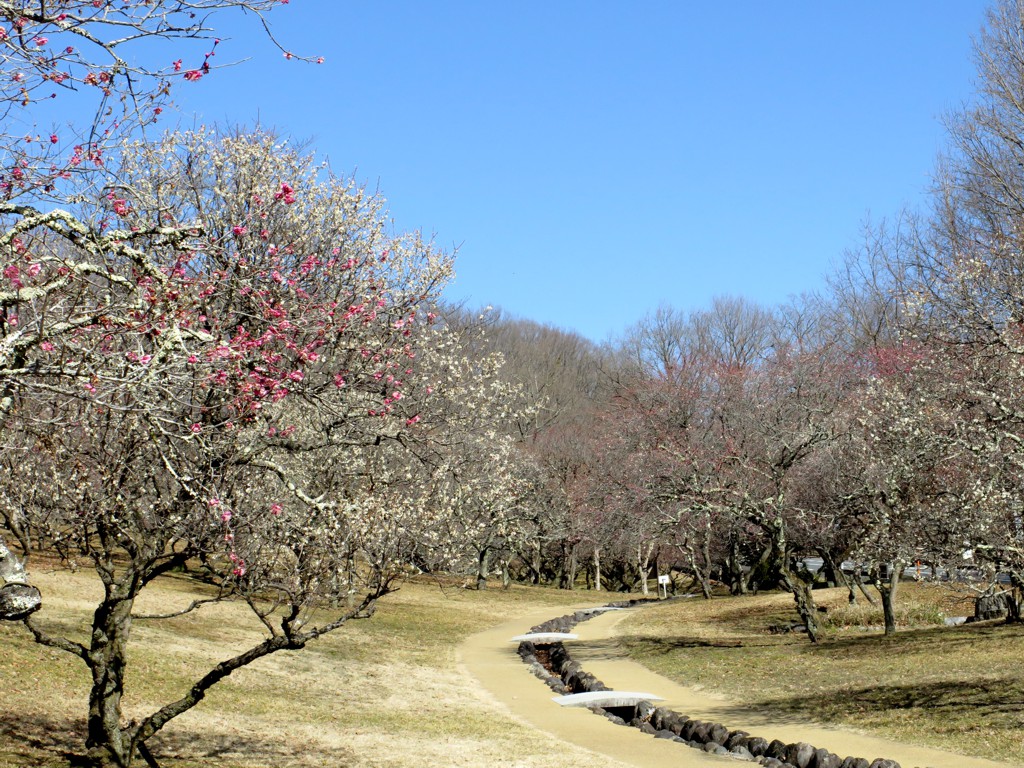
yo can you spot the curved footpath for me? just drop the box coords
[457,603,1012,768]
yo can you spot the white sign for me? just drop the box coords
[657,574,670,585]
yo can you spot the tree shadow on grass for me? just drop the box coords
[0,710,87,766]
[0,710,356,767]
[146,730,356,767]
[802,621,1020,659]
[623,634,778,654]
[714,676,1024,733]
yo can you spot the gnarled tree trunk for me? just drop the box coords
[768,518,822,642]
[85,593,135,768]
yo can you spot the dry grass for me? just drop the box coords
[617,584,1024,764]
[0,564,595,768]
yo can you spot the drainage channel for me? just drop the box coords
[515,601,902,768]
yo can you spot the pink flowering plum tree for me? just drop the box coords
[0,127,456,768]
[0,0,306,608]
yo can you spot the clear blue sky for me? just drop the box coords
[171,1,990,342]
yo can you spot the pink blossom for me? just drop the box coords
[26,263,41,277]
[270,503,283,516]
[232,225,247,236]
[274,182,296,204]
[190,423,202,434]
[49,134,58,144]
[183,70,203,82]
[112,199,129,216]
[172,59,183,72]
[40,341,54,352]
[405,415,421,427]
[221,509,232,523]
[288,370,304,382]
[33,36,48,46]
[334,374,346,388]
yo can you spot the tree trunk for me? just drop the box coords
[768,517,821,643]
[637,542,652,595]
[851,568,877,604]
[1007,574,1023,623]
[476,548,490,591]
[726,533,747,595]
[0,510,31,559]
[564,547,577,590]
[817,547,849,591]
[685,546,713,599]
[743,543,772,594]
[593,547,602,592]
[780,565,822,643]
[874,562,904,636]
[531,539,542,585]
[85,594,135,768]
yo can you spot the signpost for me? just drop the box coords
[657,573,670,599]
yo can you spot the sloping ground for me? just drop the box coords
[618,588,1024,764]
[460,601,1016,768]
[0,566,622,768]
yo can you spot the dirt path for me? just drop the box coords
[458,603,1013,768]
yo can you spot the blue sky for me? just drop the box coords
[172,1,989,342]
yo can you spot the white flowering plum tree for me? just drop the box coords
[904,0,1024,622]
[0,127,456,768]
[844,348,966,634]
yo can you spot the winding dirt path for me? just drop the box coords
[458,603,1012,768]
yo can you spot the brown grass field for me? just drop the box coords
[2,566,1021,767]
[0,565,598,768]
[618,584,1024,765]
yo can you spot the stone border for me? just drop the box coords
[516,601,901,768]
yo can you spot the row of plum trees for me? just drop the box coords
[478,238,1021,641]
[467,0,1024,642]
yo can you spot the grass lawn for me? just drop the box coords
[0,564,595,768]
[617,584,1024,764]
